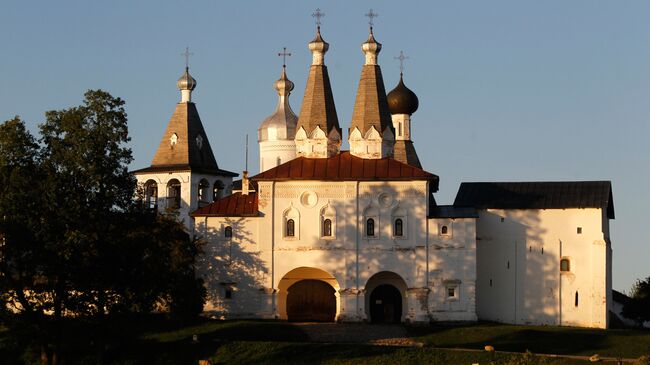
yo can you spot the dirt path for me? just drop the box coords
[289,323,416,346]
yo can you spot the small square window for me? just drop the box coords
[500,217,505,222]
[560,258,570,272]
[447,287,455,298]
[445,283,460,301]
[577,227,582,234]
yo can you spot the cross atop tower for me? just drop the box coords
[365,9,378,28]
[312,8,325,28]
[278,47,292,67]
[395,50,409,75]
[181,46,194,69]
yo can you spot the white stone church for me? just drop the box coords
[133,22,614,328]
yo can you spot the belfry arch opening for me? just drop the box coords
[365,271,407,323]
[278,267,340,322]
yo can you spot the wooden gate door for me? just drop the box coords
[287,280,336,322]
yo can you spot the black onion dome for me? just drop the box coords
[387,75,419,115]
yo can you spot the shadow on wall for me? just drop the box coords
[477,199,568,325]
[194,180,474,323]
[196,217,268,318]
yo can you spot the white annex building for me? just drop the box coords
[133,21,614,328]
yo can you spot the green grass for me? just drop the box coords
[408,322,650,359]
[211,342,588,365]
[141,319,304,343]
[2,318,649,364]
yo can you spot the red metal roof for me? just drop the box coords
[191,192,259,217]
[252,151,438,182]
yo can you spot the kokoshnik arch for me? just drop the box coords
[133,12,614,328]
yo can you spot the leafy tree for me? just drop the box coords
[623,276,650,326]
[0,91,205,364]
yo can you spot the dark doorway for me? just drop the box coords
[370,284,402,323]
[287,280,336,322]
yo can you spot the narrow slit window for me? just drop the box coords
[366,218,375,237]
[286,219,295,237]
[575,291,579,307]
[394,218,403,237]
[323,219,332,237]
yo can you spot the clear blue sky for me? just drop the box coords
[2,1,649,293]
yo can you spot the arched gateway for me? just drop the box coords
[365,271,407,323]
[278,267,340,322]
[287,280,336,321]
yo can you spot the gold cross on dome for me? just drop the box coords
[278,47,292,67]
[312,8,325,27]
[395,51,409,74]
[365,9,378,27]
[181,46,194,69]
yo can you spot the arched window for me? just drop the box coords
[394,218,403,237]
[441,225,449,235]
[144,180,158,209]
[323,219,332,237]
[286,219,295,237]
[198,179,210,207]
[224,226,232,238]
[575,291,579,307]
[166,179,181,210]
[213,180,225,201]
[276,156,282,166]
[320,203,336,239]
[283,205,300,240]
[560,258,570,272]
[366,218,375,237]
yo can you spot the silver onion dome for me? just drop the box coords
[177,67,197,91]
[258,66,298,142]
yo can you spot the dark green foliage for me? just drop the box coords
[623,277,650,326]
[0,91,205,364]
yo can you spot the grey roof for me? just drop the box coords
[429,205,479,219]
[453,181,614,219]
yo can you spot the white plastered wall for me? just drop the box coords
[259,140,296,173]
[475,208,611,328]
[427,217,478,322]
[196,179,470,323]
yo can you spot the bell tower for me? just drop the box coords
[133,52,237,229]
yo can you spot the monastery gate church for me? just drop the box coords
[133,16,614,328]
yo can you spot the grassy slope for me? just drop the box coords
[408,322,650,358]
[211,342,587,365]
[1,319,649,364]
